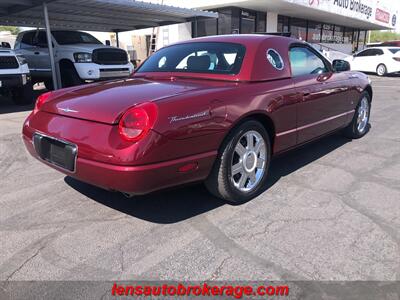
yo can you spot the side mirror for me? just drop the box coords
[105,40,111,46]
[332,59,351,72]
[1,42,11,48]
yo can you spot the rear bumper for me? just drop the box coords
[22,133,216,195]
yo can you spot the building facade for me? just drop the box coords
[117,0,398,61]
[143,0,397,57]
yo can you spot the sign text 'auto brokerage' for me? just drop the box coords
[333,0,372,19]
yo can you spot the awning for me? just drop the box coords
[0,0,217,90]
[0,0,217,32]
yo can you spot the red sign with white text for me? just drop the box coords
[376,8,390,23]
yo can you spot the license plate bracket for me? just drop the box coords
[33,133,77,172]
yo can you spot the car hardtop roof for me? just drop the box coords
[139,34,304,82]
[174,34,299,47]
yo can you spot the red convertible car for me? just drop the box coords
[22,35,372,203]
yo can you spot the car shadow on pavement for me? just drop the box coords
[65,132,350,224]
[65,177,225,224]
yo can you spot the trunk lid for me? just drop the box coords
[41,78,216,124]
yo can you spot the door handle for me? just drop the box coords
[34,51,40,55]
[303,91,311,97]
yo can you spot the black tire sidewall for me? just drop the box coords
[220,121,271,203]
[347,91,371,138]
[11,83,33,105]
[61,67,82,88]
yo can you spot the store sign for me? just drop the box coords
[375,8,390,23]
[332,0,372,19]
[286,0,396,28]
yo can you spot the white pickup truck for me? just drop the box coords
[0,44,33,104]
[14,30,134,89]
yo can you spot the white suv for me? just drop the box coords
[14,30,134,88]
[0,45,33,104]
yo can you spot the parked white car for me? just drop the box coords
[0,45,33,104]
[344,47,400,76]
[14,30,134,89]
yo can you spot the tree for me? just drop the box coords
[0,26,20,35]
[369,30,400,43]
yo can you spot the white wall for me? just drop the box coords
[266,12,278,32]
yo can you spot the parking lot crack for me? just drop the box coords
[208,255,232,281]
[118,243,125,272]
[5,245,45,281]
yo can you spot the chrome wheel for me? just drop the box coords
[231,130,267,193]
[377,64,386,76]
[357,96,369,133]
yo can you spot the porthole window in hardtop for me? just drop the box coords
[266,49,284,70]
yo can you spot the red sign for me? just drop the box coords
[376,8,390,23]
[309,0,320,6]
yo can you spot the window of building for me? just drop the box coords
[194,18,217,37]
[277,15,290,33]
[216,7,240,35]
[343,28,354,44]
[321,24,335,43]
[256,12,266,32]
[217,8,233,35]
[307,21,322,43]
[240,10,256,34]
[290,18,307,41]
[333,25,344,43]
[289,46,328,77]
[358,30,367,48]
[353,30,360,52]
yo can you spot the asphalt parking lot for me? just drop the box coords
[0,76,399,283]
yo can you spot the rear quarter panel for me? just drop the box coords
[154,78,298,155]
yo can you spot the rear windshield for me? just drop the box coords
[137,42,246,75]
[389,48,400,54]
[52,31,102,45]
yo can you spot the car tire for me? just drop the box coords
[205,120,271,204]
[61,65,82,88]
[376,64,387,76]
[343,91,371,139]
[10,82,33,105]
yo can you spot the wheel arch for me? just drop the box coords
[59,58,75,70]
[364,84,373,102]
[221,112,276,154]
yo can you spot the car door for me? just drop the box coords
[289,45,352,144]
[32,31,51,72]
[15,31,38,70]
[16,31,51,74]
[351,49,381,72]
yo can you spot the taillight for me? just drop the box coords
[118,102,158,142]
[33,92,52,114]
[393,57,400,62]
